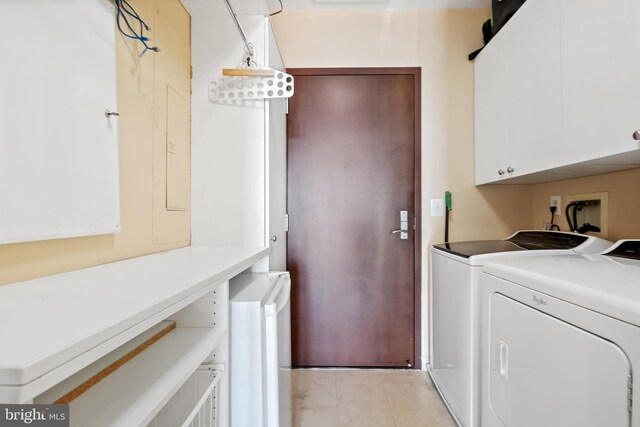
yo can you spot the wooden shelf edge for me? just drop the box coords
[35,322,177,405]
[68,327,226,427]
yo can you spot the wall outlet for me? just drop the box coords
[550,196,561,215]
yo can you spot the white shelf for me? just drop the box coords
[0,245,268,402]
[35,321,176,404]
[149,367,222,427]
[68,327,225,427]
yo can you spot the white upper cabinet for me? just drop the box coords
[506,0,562,177]
[475,0,561,184]
[474,0,640,185]
[474,18,512,184]
[560,0,640,163]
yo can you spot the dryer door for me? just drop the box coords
[488,293,631,427]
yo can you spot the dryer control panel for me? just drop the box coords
[605,240,640,261]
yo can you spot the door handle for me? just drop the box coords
[392,210,409,240]
[391,229,409,240]
[499,340,509,381]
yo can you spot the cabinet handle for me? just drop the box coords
[498,169,506,176]
[633,130,640,141]
[507,167,515,173]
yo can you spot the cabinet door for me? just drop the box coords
[474,0,562,184]
[267,98,287,271]
[488,294,630,427]
[474,33,512,185]
[267,24,287,271]
[504,0,562,176]
[561,0,640,162]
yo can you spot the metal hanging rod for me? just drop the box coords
[222,0,255,58]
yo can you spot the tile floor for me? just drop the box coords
[292,369,457,427]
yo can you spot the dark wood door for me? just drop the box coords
[287,68,421,368]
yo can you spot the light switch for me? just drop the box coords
[431,199,444,217]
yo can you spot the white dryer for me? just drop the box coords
[480,240,640,426]
[430,231,612,427]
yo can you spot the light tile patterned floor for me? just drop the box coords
[292,369,458,427]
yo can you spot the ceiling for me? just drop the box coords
[280,0,491,9]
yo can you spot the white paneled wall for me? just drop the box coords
[185,0,267,248]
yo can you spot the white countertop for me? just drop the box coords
[483,253,640,327]
[0,245,269,388]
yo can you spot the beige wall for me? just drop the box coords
[532,168,640,241]
[271,9,533,246]
[0,0,191,286]
[272,8,534,363]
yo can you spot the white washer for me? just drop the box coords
[480,240,640,427]
[430,231,612,427]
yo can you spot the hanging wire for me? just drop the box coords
[114,0,159,56]
[222,0,255,58]
[270,0,283,16]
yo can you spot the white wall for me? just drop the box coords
[185,0,267,248]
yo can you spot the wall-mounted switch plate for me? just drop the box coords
[431,199,444,217]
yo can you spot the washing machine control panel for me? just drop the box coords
[507,231,588,250]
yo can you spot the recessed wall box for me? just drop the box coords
[565,192,609,239]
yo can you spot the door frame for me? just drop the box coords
[285,67,422,368]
